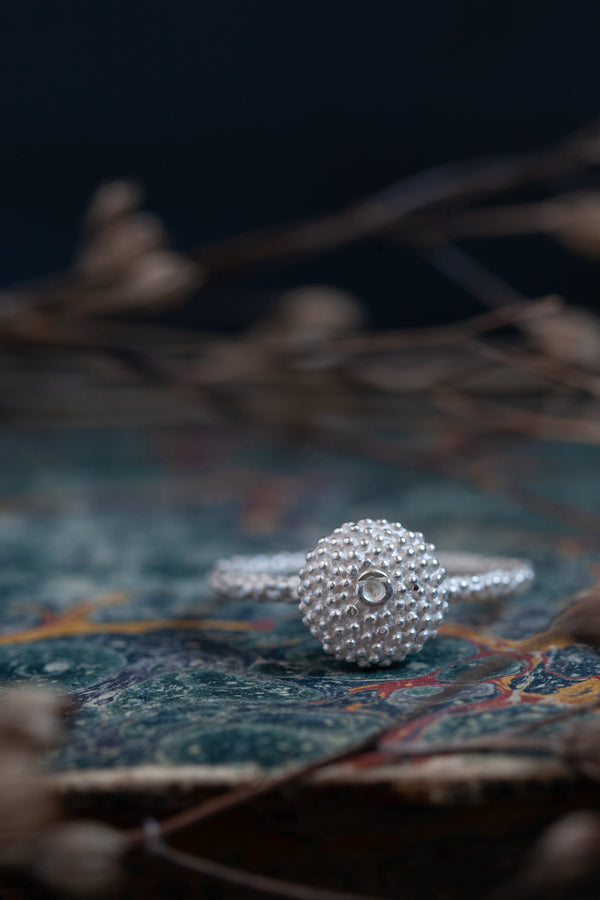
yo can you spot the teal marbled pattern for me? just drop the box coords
[0,429,597,773]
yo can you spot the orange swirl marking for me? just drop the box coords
[438,621,572,653]
[0,592,265,645]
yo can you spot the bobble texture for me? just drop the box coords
[298,519,448,667]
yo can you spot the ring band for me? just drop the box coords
[209,518,534,667]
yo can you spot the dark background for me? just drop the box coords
[2,1,600,328]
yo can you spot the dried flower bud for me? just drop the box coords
[0,686,68,749]
[523,305,600,370]
[546,192,600,261]
[76,213,168,282]
[117,252,202,309]
[257,285,364,345]
[510,811,600,897]
[551,583,600,647]
[562,719,600,781]
[84,180,144,232]
[0,748,56,834]
[32,822,126,896]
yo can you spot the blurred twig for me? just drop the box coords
[193,119,600,279]
[150,839,390,900]
[0,120,599,460]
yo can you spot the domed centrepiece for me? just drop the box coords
[298,519,449,666]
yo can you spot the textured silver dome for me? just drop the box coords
[298,518,448,666]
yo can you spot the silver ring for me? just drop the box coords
[209,518,534,667]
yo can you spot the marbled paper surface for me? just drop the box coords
[0,428,598,776]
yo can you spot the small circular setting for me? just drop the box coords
[357,570,393,605]
[298,518,448,667]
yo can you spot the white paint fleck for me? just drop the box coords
[44,659,71,674]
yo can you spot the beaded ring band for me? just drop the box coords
[209,518,534,667]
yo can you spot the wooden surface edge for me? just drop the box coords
[47,753,577,806]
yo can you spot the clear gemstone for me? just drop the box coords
[359,578,386,603]
[357,570,393,606]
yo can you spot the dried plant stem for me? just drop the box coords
[2,124,600,445]
[431,385,600,443]
[195,120,600,279]
[126,654,588,849]
[421,243,527,309]
[0,296,558,358]
[420,201,554,241]
[151,841,390,900]
[125,726,383,846]
[4,121,597,316]
[331,296,561,353]
[469,341,600,400]
[125,676,479,846]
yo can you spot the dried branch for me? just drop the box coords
[525,581,600,649]
[194,119,600,279]
[123,651,577,849]
[490,811,600,900]
[1,121,600,456]
[431,385,600,444]
[150,839,390,900]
